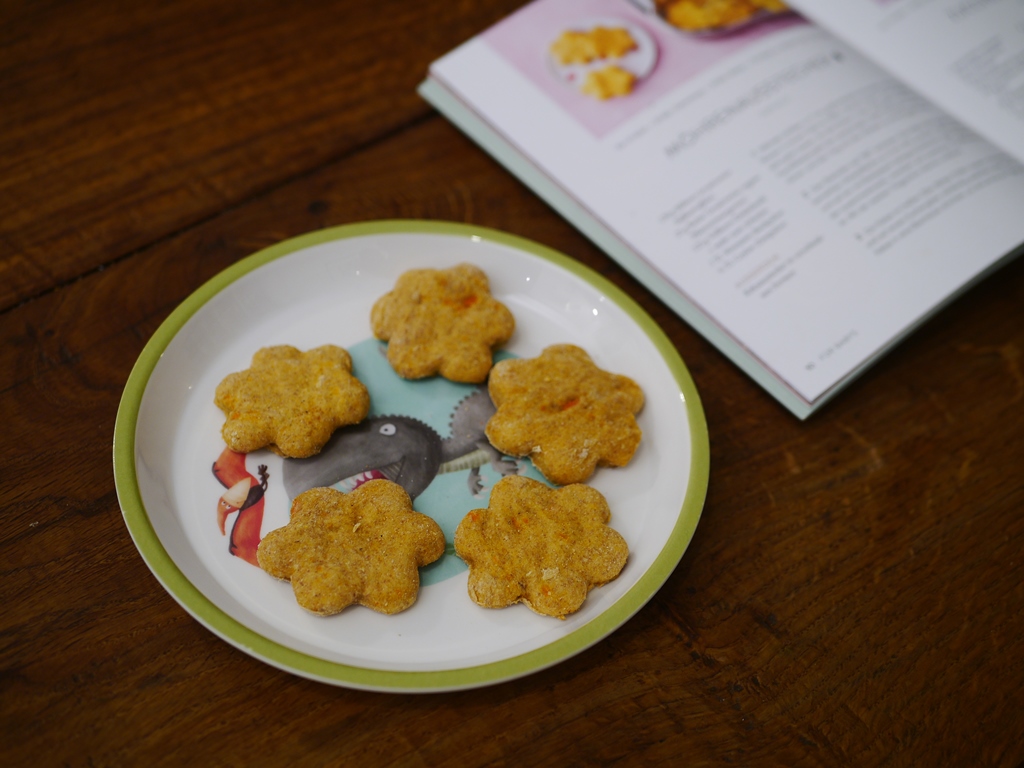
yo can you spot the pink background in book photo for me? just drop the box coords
[484,0,805,138]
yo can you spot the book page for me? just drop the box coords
[429,0,1024,407]
[785,0,1024,163]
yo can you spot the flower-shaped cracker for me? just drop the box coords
[581,66,637,100]
[214,344,370,459]
[256,481,445,616]
[550,26,637,65]
[454,476,628,619]
[485,344,644,485]
[370,263,515,383]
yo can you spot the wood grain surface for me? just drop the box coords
[2,2,1022,766]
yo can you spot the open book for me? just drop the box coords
[420,0,1024,418]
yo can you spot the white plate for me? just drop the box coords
[113,221,709,692]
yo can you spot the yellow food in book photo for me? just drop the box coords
[581,65,637,100]
[550,26,638,66]
[656,0,787,32]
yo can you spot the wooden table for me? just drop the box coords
[3,2,1022,765]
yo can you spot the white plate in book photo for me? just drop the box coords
[548,17,659,95]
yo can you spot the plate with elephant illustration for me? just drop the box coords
[114,220,709,692]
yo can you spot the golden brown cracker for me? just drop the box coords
[485,344,644,485]
[256,481,445,616]
[370,263,515,383]
[550,30,600,65]
[454,475,628,619]
[550,26,637,65]
[214,344,370,459]
[589,26,638,59]
[581,65,636,100]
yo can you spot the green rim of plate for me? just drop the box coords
[112,220,710,692]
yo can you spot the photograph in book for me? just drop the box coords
[484,0,803,137]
